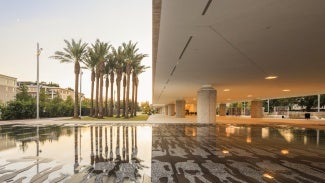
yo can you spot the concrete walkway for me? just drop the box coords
[1,114,325,129]
[147,114,325,129]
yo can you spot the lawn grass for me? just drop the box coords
[67,114,149,121]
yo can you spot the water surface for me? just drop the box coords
[0,123,324,182]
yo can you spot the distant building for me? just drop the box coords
[0,74,17,106]
[17,81,84,101]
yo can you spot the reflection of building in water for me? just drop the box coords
[185,127,197,137]
[0,134,16,151]
[73,125,145,182]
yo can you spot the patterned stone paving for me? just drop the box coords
[151,124,325,183]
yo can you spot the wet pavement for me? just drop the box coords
[151,124,325,183]
[0,119,324,182]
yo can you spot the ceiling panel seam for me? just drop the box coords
[208,25,267,76]
[202,0,213,15]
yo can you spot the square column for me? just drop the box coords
[219,103,226,116]
[197,85,216,123]
[251,100,263,118]
[176,100,185,118]
[168,104,175,116]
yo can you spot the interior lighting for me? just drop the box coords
[265,75,278,80]
[223,89,230,92]
[263,173,274,179]
[246,137,252,143]
[282,89,291,92]
[247,94,252,97]
[281,149,289,155]
[222,150,229,154]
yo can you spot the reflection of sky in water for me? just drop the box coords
[0,124,152,182]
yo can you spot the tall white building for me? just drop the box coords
[0,74,17,106]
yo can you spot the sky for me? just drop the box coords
[0,0,152,103]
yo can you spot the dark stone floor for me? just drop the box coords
[151,124,325,183]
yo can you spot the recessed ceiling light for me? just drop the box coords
[227,98,231,101]
[282,89,291,92]
[223,89,230,92]
[247,94,252,97]
[265,75,278,80]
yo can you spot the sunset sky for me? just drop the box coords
[0,0,152,102]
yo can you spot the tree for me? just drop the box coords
[83,46,99,117]
[112,46,125,118]
[122,41,139,118]
[50,39,88,118]
[107,50,118,117]
[140,101,150,114]
[16,84,33,102]
[321,94,325,108]
[122,73,126,117]
[132,64,149,116]
[92,40,111,119]
[104,55,114,116]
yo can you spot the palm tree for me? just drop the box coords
[122,41,148,118]
[112,46,125,118]
[50,39,88,118]
[122,73,126,117]
[132,64,149,116]
[104,54,115,116]
[93,40,111,119]
[130,56,148,117]
[83,47,99,117]
[106,52,117,117]
[104,73,109,116]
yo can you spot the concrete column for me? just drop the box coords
[317,94,320,112]
[168,104,175,116]
[164,105,168,115]
[176,100,185,118]
[197,85,216,123]
[219,103,226,116]
[251,100,263,118]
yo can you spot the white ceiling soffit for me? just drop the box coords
[153,0,325,104]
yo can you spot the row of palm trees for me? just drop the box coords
[50,39,148,119]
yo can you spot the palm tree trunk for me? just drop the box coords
[99,62,105,119]
[125,63,131,119]
[74,61,80,119]
[95,68,100,118]
[116,81,121,118]
[130,73,135,118]
[105,76,109,116]
[90,69,95,117]
[109,72,114,117]
[134,77,139,116]
[122,74,126,117]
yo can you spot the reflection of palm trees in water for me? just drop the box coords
[90,126,94,165]
[74,126,79,174]
[110,126,113,160]
[83,125,146,182]
[95,126,99,163]
[105,127,108,160]
[99,126,103,161]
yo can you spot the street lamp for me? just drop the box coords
[36,43,43,119]
[79,70,83,117]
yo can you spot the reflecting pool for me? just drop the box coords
[0,123,324,183]
[0,124,152,182]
